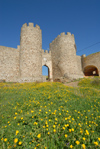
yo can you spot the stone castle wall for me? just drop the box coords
[76,55,84,76]
[0,22,99,82]
[42,50,53,81]
[20,23,42,82]
[0,46,19,82]
[82,52,100,75]
[50,32,83,80]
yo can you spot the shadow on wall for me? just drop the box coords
[84,65,99,76]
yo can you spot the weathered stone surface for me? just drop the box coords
[50,32,84,80]
[0,22,100,82]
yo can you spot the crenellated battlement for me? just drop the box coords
[50,32,75,45]
[67,32,71,35]
[60,32,65,36]
[82,54,86,58]
[17,45,20,50]
[22,23,27,28]
[21,22,41,30]
[42,49,52,69]
[42,49,51,55]
[35,24,40,29]
[60,32,74,36]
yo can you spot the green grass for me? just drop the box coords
[78,77,100,89]
[0,80,100,149]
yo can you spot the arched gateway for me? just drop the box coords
[84,65,99,76]
[42,50,53,82]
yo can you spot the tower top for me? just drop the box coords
[21,22,40,30]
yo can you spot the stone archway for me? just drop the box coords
[42,65,50,82]
[84,65,99,76]
[42,56,53,81]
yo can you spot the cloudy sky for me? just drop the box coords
[0,0,100,75]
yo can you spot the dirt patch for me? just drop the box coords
[64,81,79,87]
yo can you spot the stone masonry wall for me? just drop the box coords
[0,46,19,82]
[0,22,99,82]
[50,32,83,80]
[19,23,42,82]
[76,55,84,76]
[82,52,100,76]
[50,35,62,80]
[42,50,53,81]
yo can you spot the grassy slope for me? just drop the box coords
[0,79,100,149]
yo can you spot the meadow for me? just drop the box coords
[0,77,100,149]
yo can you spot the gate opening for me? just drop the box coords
[84,65,99,76]
[42,65,50,82]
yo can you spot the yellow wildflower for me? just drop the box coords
[85,130,89,135]
[71,128,74,131]
[53,129,56,133]
[69,129,71,132]
[94,142,98,146]
[70,145,73,148]
[1,138,3,141]
[55,118,57,121]
[76,140,80,145]
[83,137,86,141]
[36,144,40,146]
[14,145,16,147]
[31,110,34,113]
[14,138,18,143]
[19,141,22,145]
[34,122,38,125]
[4,138,7,142]
[53,125,56,128]
[82,144,86,149]
[98,138,100,141]
[37,134,41,138]
[16,130,19,135]
[65,124,69,127]
[65,134,67,138]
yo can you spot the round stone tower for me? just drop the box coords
[20,23,42,82]
[50,32,83,80]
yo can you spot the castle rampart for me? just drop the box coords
[0,46,19,82]
[50,32,83,80]
[20,23,42,82]
[82,52,100,76]
[0,22,99,82]
[42,50,53,81]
